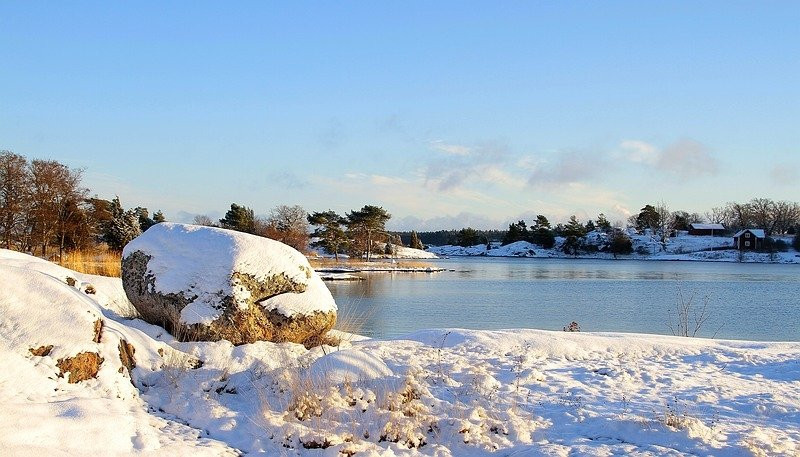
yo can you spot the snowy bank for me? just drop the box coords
[1,249,799,456]
[429,234,800,264]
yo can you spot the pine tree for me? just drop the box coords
[561,215,586,256]
[134,207,155,232]
[153,210,166,223]
[346,205,391,261]
[609,230,633,258]
[307,210,348,261]
[219,203,256,233]
[596,213,612,233]
[105,197,141,251]
[531,215,556,248]
[502,220,529,245]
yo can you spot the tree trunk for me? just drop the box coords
[366,230,372,262]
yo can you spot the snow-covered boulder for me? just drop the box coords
[121,223,337,346]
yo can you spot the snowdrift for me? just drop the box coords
[1,249,798,456]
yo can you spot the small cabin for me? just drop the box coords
[687,223,725,236]
[733,229,765,251]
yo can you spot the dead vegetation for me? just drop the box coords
[58,249,122,277]
[56,352,103,383]
[29,345,53,357]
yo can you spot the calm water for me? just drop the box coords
[326,257,800,341]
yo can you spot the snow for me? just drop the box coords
[428,233,800,264]
[259,272,337,317]
[1,249,799,456]
[308,349,394,384]
[310,242,439,259]
[733,229,767,239]
[689,223,725,231]
[123,222,333,322]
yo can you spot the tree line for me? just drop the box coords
[0,151,164,259]
[193,203,394,261]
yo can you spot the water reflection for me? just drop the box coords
[325,258,800,342]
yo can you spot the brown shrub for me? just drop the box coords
[57,352,103,383]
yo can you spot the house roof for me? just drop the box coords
[733,229,766,238]
[689,223,725,231]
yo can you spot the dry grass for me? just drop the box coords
[308,257,433,270]
[58,248,122,277]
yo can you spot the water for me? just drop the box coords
[326,257,800,341]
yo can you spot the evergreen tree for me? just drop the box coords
[530,215,556,248]
[561,215,586,256]
[609,230,634,258]
[584,220,596,232]
[105,197,141,251]
[454,227,487,247]
[409,230,424,250]
[636,204,660,233]
[502,220,529,245]
[219,203,256,233]
[596,213,612,233]
[793,234,800,252]
[308,210,348,261]
[134,207,156,232]
[346,205,391,261]
[153,210,166,223]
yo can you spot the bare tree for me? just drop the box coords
[724,201,752,231]
[704,206,726,225]
[654,201,673,246]
[0,151,31,249]
[28,160,87,259]
[261,205,309,252]
[667,289,715,338]
[748,197,776,235]
[773,201,800,235]
[192,214,217,226]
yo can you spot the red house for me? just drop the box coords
[733,229,765,251]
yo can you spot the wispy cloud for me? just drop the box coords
[270,171,309,189]
[526,150,604,187]
[619,138,719,179]
[429,140,472,156]
[770,164,798,185]
[657,139,718,178]
[619,139,658,164]
[424,141,519,191]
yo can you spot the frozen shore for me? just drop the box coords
[1,249,798,456]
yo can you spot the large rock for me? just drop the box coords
[121,223,337,346]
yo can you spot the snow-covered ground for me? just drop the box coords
[1,249,799,455]
[428,234,800,264]
[309,242,438,260]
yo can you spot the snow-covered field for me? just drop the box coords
[428,234,800,264]
[1,249,799,456]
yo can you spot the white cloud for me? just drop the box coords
[769,164,798,185]
[424,141,516,191]
[526,150,603,187]
[619,138,719,179]
[619,140,658,164]
[657,139,719,178]
[429,140,472,156]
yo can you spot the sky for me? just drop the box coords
[1,2,798,230]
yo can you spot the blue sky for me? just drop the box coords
[2,2,798,230]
